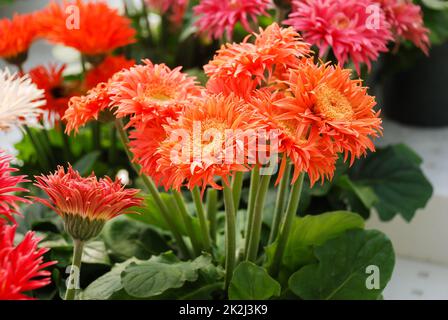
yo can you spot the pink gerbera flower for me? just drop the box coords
[0,223,56,300]
[193,0,272,40]
[379,0,430,54]
[0,152,29,222]
[284,0,392,72]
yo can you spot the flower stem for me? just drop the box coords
[269,173,305,277]
[206,188,218,243]
[23,125,49,171]
[246,174,272,262]
[65,239,84,300]
[173,190,202,257]
[244,166,260,257]
[223,184,236,291]
[114,119,190,258]
[268,163,292,244]
[231,171,244,214]
[60,122,73,162]
[192,187,212,253]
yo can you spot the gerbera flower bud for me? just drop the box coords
[0,68,46,131]
[0,223,56,300]
[33,166,143,241]
[0,152,29,222]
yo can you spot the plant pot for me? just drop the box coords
[379,42,448,127]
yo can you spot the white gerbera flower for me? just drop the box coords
[0,68,46,130]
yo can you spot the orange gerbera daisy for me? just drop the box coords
[156,94,264,191]
[33,165,142,240]
[64,81,112,134]
[110,59,203,125]
[29,64,71,121]
[85,55,135,89]
[0,13,40,65]
[39,0,136,56]
[278,59,382,163]
[204,23,310,86]
[249,90,337,185]
[129,118,172,186]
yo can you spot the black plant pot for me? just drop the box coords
[380,42,448,127]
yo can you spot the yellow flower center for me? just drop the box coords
[314,85,354,121]
[144,84,175,103]
[332,14,351,30]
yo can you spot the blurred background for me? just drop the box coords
[1,0,448,299]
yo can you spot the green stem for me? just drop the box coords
[192,187,212,252]
[246,174,272,262]
[179,282,224,300]
[108,125,117,165]
[244,166,260,257]
[60,122,73,162]
[173,190,202,257]
[223,185,236,291]
[206,188,218,243]
[269,173,305,277]
[24,125,49,171]
[114,119,190,258]
[38,129,56,167]
[92,122,101,151]
[231,171,244,214]
[140,0,153,44]
[268,163,292,244]
[65,239,84,300]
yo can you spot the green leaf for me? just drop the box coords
[265,211,364,281]
[128,194,202,237]
[83,258,139,300]
[102,216,170,261]
[349,144,433,221]
[82,241,111,265]
[289,229,395,300]
[122,253,214,298]
[73,151,101,175]
[229,262,280,300]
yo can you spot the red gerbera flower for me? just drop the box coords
[0,223,56,300]
[0,13,40,64]
[145,0,190,26]
[39,0,136,56]
[34,165,142,222]
[284,0,392,72]
[85,55,135,89]
[193,0,272,40]
[0,152,29,222]
[29,64,71,121]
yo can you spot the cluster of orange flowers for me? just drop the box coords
[65,23,382,191]
[0,1,136,122]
